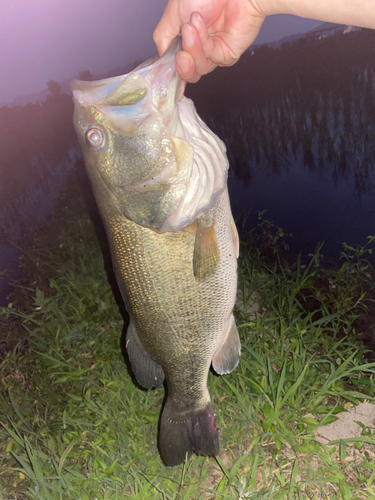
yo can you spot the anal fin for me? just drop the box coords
[126,322,165,389]
[193,216,220,281]
[212,316,241,375]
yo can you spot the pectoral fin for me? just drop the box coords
[126,322,165,389]
[212,316,241,375]
[193,217,220,281]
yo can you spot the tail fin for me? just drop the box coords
[159,402,220,466]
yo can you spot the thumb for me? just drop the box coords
[153,3,184,55]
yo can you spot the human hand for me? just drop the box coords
[153,0,267,84]
[154,0,375,87]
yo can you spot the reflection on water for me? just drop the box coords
[207,76,375,255]
[228,161,375,257]
[186,29,375,257]
[210,70,375,196]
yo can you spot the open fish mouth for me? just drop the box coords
[70,37,183,131]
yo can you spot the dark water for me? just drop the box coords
[228,156,375,257]
[186,30,375,258]
[200,81,375,257]
[218,95,375,256]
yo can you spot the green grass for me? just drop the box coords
[1,178,375,499]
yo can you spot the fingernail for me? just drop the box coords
[190,11,202,29]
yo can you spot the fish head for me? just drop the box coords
[71,38,185,228]
[71,37,228,232]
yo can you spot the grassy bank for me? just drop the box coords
[1,174,375,499]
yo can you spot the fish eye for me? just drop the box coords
[85,127,105,149]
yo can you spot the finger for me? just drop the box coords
[153,3,181,56]
[181,22,215,77]
[154,22,179,56]
[175,51,201,84]
[186,11,236,70]
[179,80,186,99]
[190,11,216,60]
[177,21,215,84]
[191,11,236,67]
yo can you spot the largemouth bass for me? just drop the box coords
[71,38,240,466]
